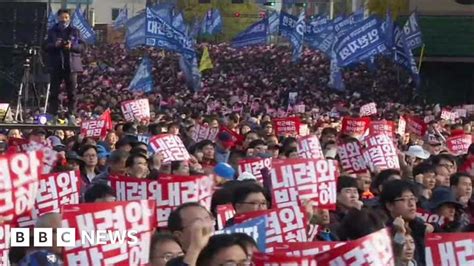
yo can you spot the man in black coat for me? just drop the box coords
[46,9,84,115]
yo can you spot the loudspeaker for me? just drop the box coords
[0,2,47,47]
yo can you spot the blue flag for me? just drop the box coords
[334,10,363,34]
[48,5,57,30]
[190,18,201,38]
[202,9,223,36]
[333,17,388,67]
[279,11,297,37]
[394,25,420,85]
[403,11,423,50]
[172,12,186,34]
[328,52,345,91]
[129,57,153,93]
[216,216,267,252]
[114,5,128,29]
[148,3,174,24]
[305,15,330,42]
[384,9,394,50]
[291,12,306,62]
[268,11,279,35]
[72,8,96,45]
[179,55,202,91]
[125,13,146,50]
[231,18,268,48]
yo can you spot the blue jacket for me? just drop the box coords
[46,24,84,73]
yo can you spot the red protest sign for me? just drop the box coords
[237,157,272,184]
[270,241,345,256]
[425,233,474,266]
[234,205,308,250]
[337,141,367,174]
[370,120,395,138]
[360,102,377,117]
[191,124,219,142]
[252,252,316,266]
[0,224,10,266]
[16,170,81,227]
[81,118,108,139]
[314,228,394,265]
[297,135,324,159]
[0,151,41,223]
[219,126,245,146]
[62,200,156,266]
[341,117,371,139]
[216,204,236,230]
[7,138,29,152]
[101,108,113,132]
[120,98,150,122]
[110,175,214,227]
[362,134,400,172]
[397,116,406,136]
[404,115,427,137]
[270,159,338,209]
[273,117,301,137]
[149,134,190,163]
[441,109,456,121]
[446,134,472,156]
[416,208,445,227]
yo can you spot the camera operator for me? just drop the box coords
[46,9,84,116]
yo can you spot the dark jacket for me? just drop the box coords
[387,217,427,265]
[46,23,84,73]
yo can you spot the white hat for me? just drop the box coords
[237,172,257,181]
[404,145,430,160]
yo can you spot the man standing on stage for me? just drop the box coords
[46,9,84,115]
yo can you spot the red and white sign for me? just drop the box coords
[110,175,214,227]
[0,224,10,266]
[238,157,272,184]
[216,204,236,230]
[446,134,472,156]
[220,126,245,146]
[453,109,467,118]
[441,109,456,121]
[270,241,345,256]
[416,208,445,227]
[314,228,394,265]
[293,104,306,114]
[425,233,474,266]
[273,117,302,137]
[7,140,57,174]
[120,98,150,122]
[252,252,316,266]
[362,134,400,172]
[270,159,338,209]
[341,117,371,139]
[234,205,308,249]
[297,135,324,159]
[191,124,219,142]
[370,120,395,138]
[62,200,156,266]
[16,170,81,227]
[404,115,427,137]
[149,134,190,163]
[0,151,41,223]
[337,142,367,174]
[360,102,377,117]
[81,118,108,139]
[397,116,406,136]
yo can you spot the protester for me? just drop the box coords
[149,233,184,266]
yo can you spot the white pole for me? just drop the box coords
[330,0,334,19]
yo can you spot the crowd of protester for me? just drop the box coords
[0,42,473,266]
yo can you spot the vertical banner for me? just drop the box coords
[297,135,324,159]
[62,200,156,265]
[120,99,151,122]
[0,151,41,223]
[337,141,367,174]
[270,159,339,209]
[148,134,190,163]
[425,233,474,266]
[362,134,400,172]
[0,224,10,266]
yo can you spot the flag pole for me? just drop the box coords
[417,43,425,72]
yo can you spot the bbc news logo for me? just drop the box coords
[10,228,139,247]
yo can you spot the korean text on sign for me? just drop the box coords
[62,200,156,266]
[16,170,81,227]
[81,119,107,139]
[337,141,367,174]
[314,228,394,265]
[425,233,474,266]
[341,117,370,138]
[0,224,10,266]
[273,117,301,137]
[360,102,377,117]
[297,135,324,159]
[404,115,427,136]
[120,98,151,122]
[149,134,190,163]
[370,120,395,138]
[363,134,400,172]
[191,124,219,142]
[216,204,236,230]
[0,151,41,223]
[270,241,345,257]
[270,159,338,209]
[446,134,472,156]
[238,157,272,184]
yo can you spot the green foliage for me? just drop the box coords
[177,0,263,40]
[367,0,409,18]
